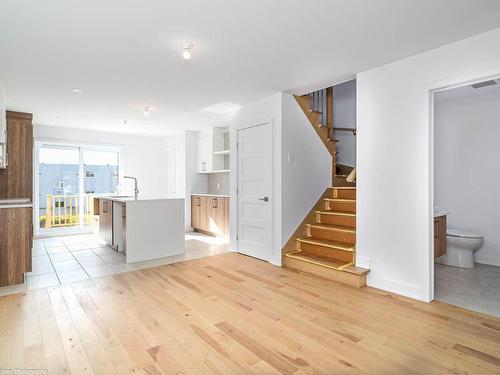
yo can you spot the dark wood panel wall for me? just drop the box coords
[0,111,33,200]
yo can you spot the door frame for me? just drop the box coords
[428,72,500,301]
[34,139,122,238]
[236,121,273,261]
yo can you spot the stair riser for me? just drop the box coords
[284,257,366,288]
[333,189,356,199]
[297,242,354,262]
[317,213,356,228]
[325,200,356,213]
[308,227,355,243]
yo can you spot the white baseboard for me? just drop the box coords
[367,273,429,302]
[475,253,500,267]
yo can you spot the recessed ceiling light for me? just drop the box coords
[203,101,241,114]
[143,106,150,116]
[71,88,83,93]
[182,43,193,60]
[122,120,129,125]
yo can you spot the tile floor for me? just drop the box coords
[0,232,230,296]
[435,263,500,318]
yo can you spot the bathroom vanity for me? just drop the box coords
[434,213,447,258]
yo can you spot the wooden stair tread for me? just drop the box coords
[306,223,355,233]
[315,210,356,217]
[285,251,352,270]
[324,198,355,202]
[296,237,355,251]
[332,187,356,190]
[343,265,370,276]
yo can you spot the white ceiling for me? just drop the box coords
[1,0,500,136]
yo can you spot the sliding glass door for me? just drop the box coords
[35,142,120,236]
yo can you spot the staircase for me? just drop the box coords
[283,90,368,288]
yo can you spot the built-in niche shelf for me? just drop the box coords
[197,127,230,174]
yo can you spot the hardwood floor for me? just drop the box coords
[1,252,500,374]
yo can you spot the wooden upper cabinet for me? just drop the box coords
[0,111,33,200]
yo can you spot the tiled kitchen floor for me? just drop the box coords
[0,232,230,296]
[435,263,500,318]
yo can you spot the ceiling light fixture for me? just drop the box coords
[71,88,83,93]
[182,43,193,60]
[143,106,150,116]
[122,120,129,125]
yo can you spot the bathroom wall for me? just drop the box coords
[435,84,500,267]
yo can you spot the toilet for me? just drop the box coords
[436,228,483,268]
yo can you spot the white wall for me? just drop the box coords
[357,27,500,302]
[334,80,356,167]
[281,93,332,246]
[230,93,282,265]
[435,87,500,266]
[34,125,164,198]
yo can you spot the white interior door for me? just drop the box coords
[161,147,176,198]
[237,122,272,260]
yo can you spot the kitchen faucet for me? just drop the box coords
[124,176,139,200]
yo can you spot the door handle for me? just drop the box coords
[259,197,269,202]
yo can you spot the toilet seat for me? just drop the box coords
[446,228,482,239]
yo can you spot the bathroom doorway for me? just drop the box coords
[432,78,500,318]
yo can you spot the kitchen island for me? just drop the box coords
[95,196,185,263]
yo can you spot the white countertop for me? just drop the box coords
[191,193,229,198]
[97,195,171,203]
[434,211,449,218]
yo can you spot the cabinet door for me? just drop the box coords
[0,207,32,286]
[0,112,33,200]
[200,196,210,231]
[434,216,447,258]
[209,197,221,235]
[191,195,200,229]
[434,219,440,258]
[222,197,230,237]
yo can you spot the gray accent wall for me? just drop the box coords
[334,79,356,167]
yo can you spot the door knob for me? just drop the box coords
[259,197,269,202]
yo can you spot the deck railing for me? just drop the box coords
[44,194,94,228]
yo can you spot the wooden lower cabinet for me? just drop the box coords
[191,195,229,237]
[434,215,447,259]
[0,207,33,286]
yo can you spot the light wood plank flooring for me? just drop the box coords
[1,252,500,374]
